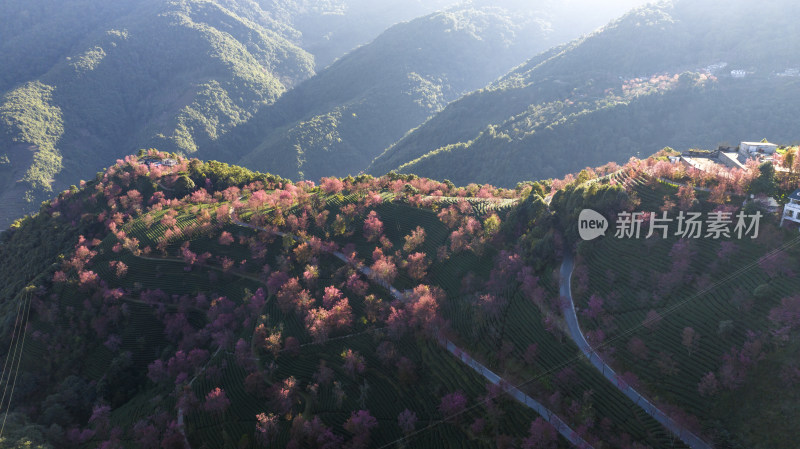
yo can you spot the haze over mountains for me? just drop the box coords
[0,0,647,227]
[4,0,798,223]
[226,6,551,182]
[370,0,800,185]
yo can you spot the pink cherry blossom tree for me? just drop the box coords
[522,417,557,449]
[218,231,234,246]
[627,337,649,360]
[404,252,430,281]
[255,412,279,446]
[362,211,384,242]
[276,277,303,313]
[322,285,344,309]
[341,349,366,378]
[681,327,699,356]
[369,255,397,285]
[697,371,719,397]
[403,226,426,253]
[204,387,230,415]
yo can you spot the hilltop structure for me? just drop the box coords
[140,156,177,167]
[730,69,747,78]
[673,147,747,172]
[740,141,778,157]
[672,140,779,174]
[781,189,800,227]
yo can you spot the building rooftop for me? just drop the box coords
[717,151,747,170]
[680,156,724,173]
[677,147,749,172]
[140,156,178,167]
[741,141,777,147]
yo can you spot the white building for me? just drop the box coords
[731,70,747,78]
[140,156,177,167]
[704,62,728,74]
[782,189,800,227]
[739,141,778,157]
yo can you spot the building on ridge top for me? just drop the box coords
[139,156,177,167]
[739,141,778,157]
[671,140,779,174]
[674,147,747,173]
[780,189,800,229]
[730,69,747,78]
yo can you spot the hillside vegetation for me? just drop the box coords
[1,149,800,447]
[228,0,655,183]
[554,154,800,449]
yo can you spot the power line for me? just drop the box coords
[0,293,26,426]
[0,291,32,437]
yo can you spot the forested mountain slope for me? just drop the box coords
[2,151,800,447]
[370,0,800,186]
[0,0,649,228]
[0,0,315,228]
[260,0,462,69]
[225,5,551,182]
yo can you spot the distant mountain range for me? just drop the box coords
[0,0,648,227]
[223,5,552,182]
[370,0,800,186]
[11,0,800,223]
[0,0,316,227]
